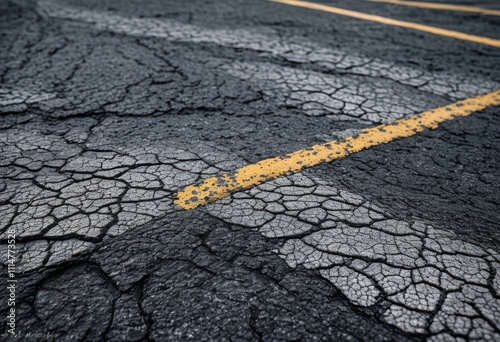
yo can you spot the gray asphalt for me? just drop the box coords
[1,0,500,341]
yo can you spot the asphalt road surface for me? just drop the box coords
[1,0,500,341]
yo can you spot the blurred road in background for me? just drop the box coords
[1,0,500,340]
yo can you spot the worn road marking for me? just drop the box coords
[366,0,500,16]
[175,89,500,210]
[268,0,500,48]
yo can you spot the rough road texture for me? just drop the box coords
[1,0,499,341]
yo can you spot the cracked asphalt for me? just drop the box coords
[1,0,500,341]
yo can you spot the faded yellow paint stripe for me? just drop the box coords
[268,0,500,48]
[366,0,500,16]
[175,90,500,210]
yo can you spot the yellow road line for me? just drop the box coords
[366,0,500,16]
[175,89,500,210]
[268,0,500,48]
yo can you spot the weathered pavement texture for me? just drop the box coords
[1,0,500,341]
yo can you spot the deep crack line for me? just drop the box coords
[175,89,500,209]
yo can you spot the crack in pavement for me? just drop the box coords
[207,172,500,339]
[175,90,500,209]
[1,0,499,340]
[34,0,499,112]
[1,117,498,339]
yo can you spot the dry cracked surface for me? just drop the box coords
[1,0,500,341]
[209,174,500,340]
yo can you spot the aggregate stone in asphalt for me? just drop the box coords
[1,0,499,341]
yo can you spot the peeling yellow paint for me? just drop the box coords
[268,0,500,48]
[175,90,500,210]
[366,0,500,17]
